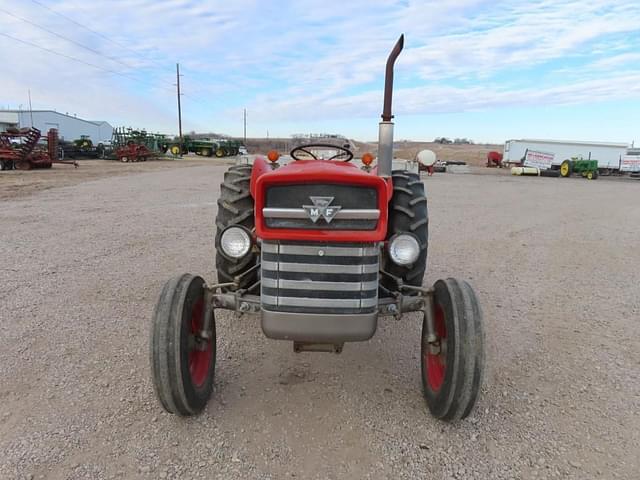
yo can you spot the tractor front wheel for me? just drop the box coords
[150,274,216,416]
[422,278,485,420]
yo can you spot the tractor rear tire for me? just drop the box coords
[215,148,225,158]
[381,170,428,293]
[422,278,485,420]
[214,164,259,291]
[150,274,216,416]
[560,160,572,177]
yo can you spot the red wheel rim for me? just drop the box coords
[425,303,447,392]
[188,297,213,387]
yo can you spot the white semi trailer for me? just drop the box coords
[503,139,628,171]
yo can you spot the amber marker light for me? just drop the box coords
[361,152,374,166]
[267,150,280,162]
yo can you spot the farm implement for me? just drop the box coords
[486,151,504,167]
[110,127,164,162]
[0,127,77,171]
[150,35,486,421]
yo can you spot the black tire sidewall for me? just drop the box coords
[150,274,215,415]
[421,279,460,419]
[177,276,215,412]
[421,278,484,421]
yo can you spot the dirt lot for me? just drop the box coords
[0,158,233,201]
[1,161,638,479]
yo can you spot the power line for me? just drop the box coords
[29,0,149,64]
[1,31,211,112]
[0,31,173,92]
[29,0,219,100]
[0,7,135,70]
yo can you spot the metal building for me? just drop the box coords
[0,110,113,143]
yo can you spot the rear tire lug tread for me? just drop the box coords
[393,186,413,195]
[392,205,415,218]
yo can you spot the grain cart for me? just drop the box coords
[559,157,599,180]
[150,35,485,421]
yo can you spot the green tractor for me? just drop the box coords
[559,157,599,180]
[169,137,244,157]
[73,135,93,150]
[213,139,242,157]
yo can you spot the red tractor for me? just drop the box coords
[150,35,485,421]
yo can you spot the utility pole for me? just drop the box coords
[28,89,34,127]
[176,63,183,150]
[243,108,247,144]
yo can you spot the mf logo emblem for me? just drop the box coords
[303,196,342,223]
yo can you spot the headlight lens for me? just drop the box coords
[388,233,420,266]
[220,226,252,259]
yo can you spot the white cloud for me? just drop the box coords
[0,0,638,137]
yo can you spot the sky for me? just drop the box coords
[1,0,639,144]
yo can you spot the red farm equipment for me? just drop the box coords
[149,35,486,421]
[486,150,504,167]
[0,127,77,171]
[115,141,153,162]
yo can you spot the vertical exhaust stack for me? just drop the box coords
[378,34,404,178]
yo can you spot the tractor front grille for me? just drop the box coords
[261,241,379,314]
[263,184,379,230]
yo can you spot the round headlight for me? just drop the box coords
[220,226,252,259]
[388,233,420,266]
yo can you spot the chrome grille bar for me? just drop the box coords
[261,242,378,257]
[261,241,379,314]
[262,277,378,291]
[262,260,378,274]
[261,295,378,309]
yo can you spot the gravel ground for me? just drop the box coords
[1,165,639,479]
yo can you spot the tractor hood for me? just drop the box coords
[250,156,393,242]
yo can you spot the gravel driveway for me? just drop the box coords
[1,165,638,479]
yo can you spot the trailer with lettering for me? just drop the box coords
[503,139,628,173]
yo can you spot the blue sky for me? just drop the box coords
[1,0,639,144]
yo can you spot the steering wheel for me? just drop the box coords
[290,143,354,162]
